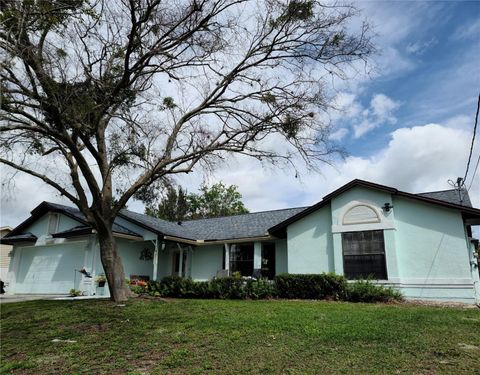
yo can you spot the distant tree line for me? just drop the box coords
[145,182,249,221]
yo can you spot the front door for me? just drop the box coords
[261,243,276,280]
[172,250,187,277]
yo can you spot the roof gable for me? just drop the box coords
[268,179,480,236]
[7,202,88,238]
[5,202,141,241]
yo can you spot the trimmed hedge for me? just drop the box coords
[274,273,347,300]
[133,273,402,303]
[345,279,403,303]
[145,275,277,300]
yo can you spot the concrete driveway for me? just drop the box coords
[0,294,66,303]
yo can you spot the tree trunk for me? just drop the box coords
[97,229,134,302]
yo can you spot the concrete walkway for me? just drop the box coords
[0,294,66,303]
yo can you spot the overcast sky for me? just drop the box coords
[1,0,479,227]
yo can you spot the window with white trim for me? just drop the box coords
[342,230,387,279]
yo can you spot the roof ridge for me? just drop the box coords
[43,201,79,209]
[121,209,179,225]
[417,188,467,194]
[180,206,308,223]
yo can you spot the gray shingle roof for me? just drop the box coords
[416,189,472,207]
[41,202,89,223]
[119,209,198,239]
[120,207,307,240]
[52,223,141,238]
[178,207,307,240]
[33,203,141,237]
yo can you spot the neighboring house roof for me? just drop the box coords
[4,179,480,245]
[417,188,472,207]
[269,179,480,237]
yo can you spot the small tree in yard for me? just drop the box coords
[0,0,374,301]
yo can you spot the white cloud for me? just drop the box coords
[443,115,473,131]
[370,94,401,122]
[353,120,376,139]
[329,128,349,141]
[334,92,401,139]
[406,37,438,55]
[452,18,480,40]
[332,92,363,119]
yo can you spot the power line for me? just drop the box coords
[462,94,480,185]
[467,153,480,192]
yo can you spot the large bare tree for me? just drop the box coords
[0,0,373,301]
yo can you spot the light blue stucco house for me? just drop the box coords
[2,180,480,303]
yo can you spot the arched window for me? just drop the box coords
[343,205,380,225]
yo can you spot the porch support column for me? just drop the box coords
[178,244,184,277]
[254,242,262,270]
[224,243,230,274]
[187,246,194,278]
[152,237,159,281]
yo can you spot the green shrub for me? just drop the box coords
[143,274,401,304]
[191,281,213,298]
[245,279,277,299]
[146,275,276,299]
[274,273,347,300]
[149,276,196,297]
[210,277,246,299]
[130,285,146,294]
[346,279,403,303]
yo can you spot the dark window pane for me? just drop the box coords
[230,243,254,276]
[342,230,387,280]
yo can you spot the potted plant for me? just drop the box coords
[69,289,81,297]
[95,274,107,288]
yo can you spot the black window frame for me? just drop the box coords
[229,243,254,277]
[342,230,388,280]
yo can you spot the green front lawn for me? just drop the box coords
[1,299,479,374]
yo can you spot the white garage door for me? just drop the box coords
[15,244,86,294]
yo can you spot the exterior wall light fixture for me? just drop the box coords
[382,203,393,212]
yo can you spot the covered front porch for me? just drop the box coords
[148,238,288,282]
